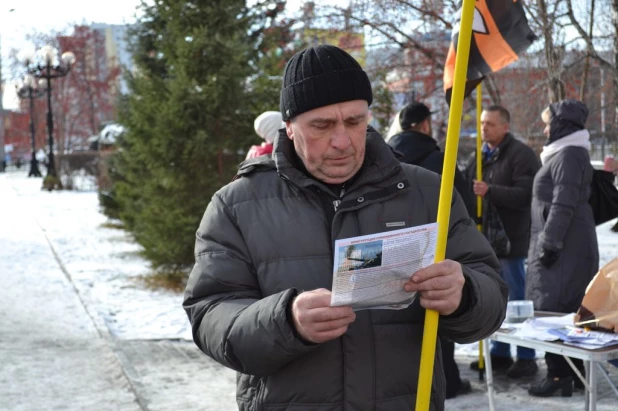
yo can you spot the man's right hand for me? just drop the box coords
[291,288,356,344]
[473,180,489,197]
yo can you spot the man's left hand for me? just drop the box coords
[473,180,489,197]
[404,260,465,316]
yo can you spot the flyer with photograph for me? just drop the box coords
[331,223,438,310]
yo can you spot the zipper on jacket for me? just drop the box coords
[333,184,346,212]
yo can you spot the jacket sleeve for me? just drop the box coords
[434,153,476,219]
[453,167,476,218]
[538,150,584,251]
[439,190,509,343]
[486,145,540,211]
[183,192,317,377]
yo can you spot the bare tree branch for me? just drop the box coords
[392,0,453,29]
[578,0,595,100]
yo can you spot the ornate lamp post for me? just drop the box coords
[16,75,46,177]
[25,45,76,185]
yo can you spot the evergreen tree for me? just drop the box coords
[113,0,285,277]
[246,13,297,116]
[369,68,396,134]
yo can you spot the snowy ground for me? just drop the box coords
[6,172,192,342]
[1,169,617,410]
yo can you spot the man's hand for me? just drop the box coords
[291,289,356,344]
[403,260,465,316]
[473,180,489,197]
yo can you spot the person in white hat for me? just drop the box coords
[245,111,283,159]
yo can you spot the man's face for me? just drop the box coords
[286,100,368,184]
[481,110,509,147]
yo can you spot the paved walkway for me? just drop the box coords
[0,175,141,411]
[0,174,236,411]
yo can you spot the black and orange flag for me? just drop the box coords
[444,0,537,104]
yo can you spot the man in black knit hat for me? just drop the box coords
[184,45,507,411]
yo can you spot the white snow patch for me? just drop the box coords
[4,171,192,341]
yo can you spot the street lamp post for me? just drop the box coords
[25,45,75,187]
[16,75,46,177]
[0,8,17,173]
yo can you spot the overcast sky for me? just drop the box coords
[1,0,148,109]
[0,0,347,109]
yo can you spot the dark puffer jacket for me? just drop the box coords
[466,133,541,257]
[526,100,599,312]
[388,130,476,218]
[184,130,508,411]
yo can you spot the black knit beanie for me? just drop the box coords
[280,45,373,121]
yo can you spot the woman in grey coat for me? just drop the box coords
[526,100,599,397]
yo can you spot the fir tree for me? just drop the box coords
[112,0,285,278]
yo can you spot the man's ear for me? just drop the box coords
[285,120,294,140]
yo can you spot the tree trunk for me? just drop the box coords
[538,0,564,103]
[612,0,618,128]
[484,74,502,105]
[579,0,595,101]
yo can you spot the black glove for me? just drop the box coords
[539,248,559,268]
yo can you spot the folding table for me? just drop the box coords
[484,312,618,411]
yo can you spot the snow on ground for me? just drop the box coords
[5,171,192,341]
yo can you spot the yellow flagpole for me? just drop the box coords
[416,1,477,409]
[476,84,483,231]
[476,84,485,381]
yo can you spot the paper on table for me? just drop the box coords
[499,314,573,342]
[330,223,437,310]
[505,313,618,347]
[511,321,560,342]
[548,326,618,348]
[529,313,576,328]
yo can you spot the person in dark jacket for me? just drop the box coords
[526,100,599,397]
[184,45,508,411]
[466,105,541,378]
[389,101,475,399]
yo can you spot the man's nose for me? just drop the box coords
[330,123,351,150]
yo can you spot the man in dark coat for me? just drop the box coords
[466,105,541,378]
[389,101,475,399]
[184,45,508,411]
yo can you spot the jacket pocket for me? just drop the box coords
[372,323,442,404]
[375,394,439,411]
[258,342,344,407]
[263,403,342,411]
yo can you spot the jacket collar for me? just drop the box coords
[389,130,439,164]
[483,132,514,165]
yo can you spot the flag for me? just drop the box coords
[444,0,537,104]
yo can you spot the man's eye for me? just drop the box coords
[314,124,329,130]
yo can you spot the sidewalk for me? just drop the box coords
[1,170,617,410]
[0,175,140,410]
[0,172,237,411]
